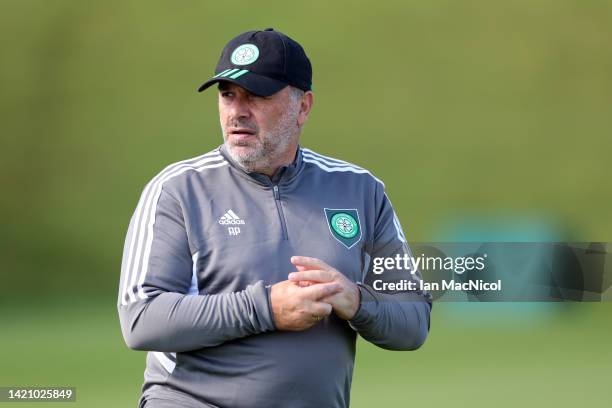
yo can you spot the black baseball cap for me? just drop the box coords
[197,28,312,97]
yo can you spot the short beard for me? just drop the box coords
[229,126,294,173]
[223,91,301,174]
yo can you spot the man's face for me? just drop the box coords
[218,82,301,174]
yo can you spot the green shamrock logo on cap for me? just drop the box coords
[231,44,260,65]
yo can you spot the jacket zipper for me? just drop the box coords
[272,185,289,240]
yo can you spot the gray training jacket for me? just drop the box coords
[117,144,432,408]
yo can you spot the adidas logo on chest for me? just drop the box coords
[218,209,245,225]
[218,209,245,236]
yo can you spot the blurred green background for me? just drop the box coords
[1,0,610,407]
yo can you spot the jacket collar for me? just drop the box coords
[219,143,304,186]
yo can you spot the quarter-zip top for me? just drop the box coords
[117,143,432,408]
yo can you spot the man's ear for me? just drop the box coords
[297,91,314,128]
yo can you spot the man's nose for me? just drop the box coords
[229,95,251,119]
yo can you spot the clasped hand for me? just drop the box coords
[270,256,361,331]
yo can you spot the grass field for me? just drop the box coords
[1,1,611,406]
[0,299,610,407]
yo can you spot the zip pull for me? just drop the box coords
[271,184,288,240]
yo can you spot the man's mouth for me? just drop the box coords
[228,127,256,138]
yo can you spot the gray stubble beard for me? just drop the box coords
[222,100,300,174]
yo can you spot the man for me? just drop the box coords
[118,28,431,408]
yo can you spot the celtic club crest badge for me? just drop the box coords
[231,44,260,65]
[324,209,362,249]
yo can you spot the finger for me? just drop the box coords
[319,294,338,303]
[288,269,335,283]
[291,256,331,271]
[309,301,333,317]
[301,282,341,300]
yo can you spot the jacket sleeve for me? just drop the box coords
[117,186,276,352]
[348,183,432,351]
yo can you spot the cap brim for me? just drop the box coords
[197,70,287,97]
